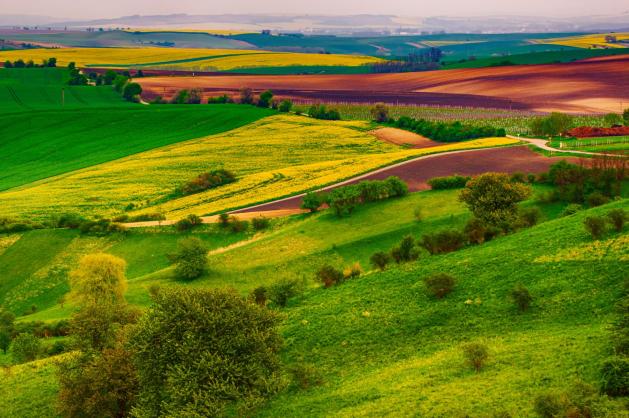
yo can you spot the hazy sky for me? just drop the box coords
[4,0,627,19]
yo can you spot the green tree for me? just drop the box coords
[301,191,325,212]
[103,70,117,85]
[170,237,207,280]
[113,75,129,93]
[0,308,15,329]
[278,99,293,112]
[129,287,283,417]
[603,113,623,127]
[530,112,573,137]
[10,333,40,363]
[258,89,274,108]
[623,108,629,126]
[459,173,532,228]
[122,82,142,102]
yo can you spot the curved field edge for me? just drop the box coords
[0,105,275,191]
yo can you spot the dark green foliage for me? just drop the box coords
[534,392,566,418]
[252,216,270,231]
[170,238,207,280]
[586,191,610,207]
[518,206,543,228]
[175,214,203,231]
[10,333,40,363]
[623,108,629,125]
[67,67,88,86]
[0,330,10,354]
[47,340,66,356]
[103,70,117,85]
[545,160,625,204]
[179,169,236,195]
[459,173,532,228]
[229,217,249,233]
[583,216,607,240]
[391,235,419,263]
[603,113,623,127]
[112,75,128,92]
[328,177,408,217]
[250,286,268,306]
[316,264,345,288]
[511,285,533,311]
[301,191,326,212]
[600,357,629,397]
[122,82,142,102]
[462,342,489,372]
[421,229,466,255]
[0,217,44,233]
[258,90,274,108]
[561,204,583,217]
[427,175,471,190]
[370,251,391,271]
[308,104,341,120]
[393,116,505,142]
[611,285,629,355]
[424,273,456,299]
[328,186,362,217]
[268,278,303,307]
[464,217,500,245]
[530,112,573,137]
[278,99,293,112]
[370,103,389,123]
[207,94,233,104]
[607,209,627,232]
[170,89,191,104]
[129,287,283,417]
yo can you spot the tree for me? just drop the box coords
[129,287,283,417]
[122,82,142,102]
[459,173,532,228]
[370,102,389,123]
[103,70,117,85]
[583,216,607,240]
[604,113,623,127]
[258,89,274,108]
[69,253,128,307]
[187,88,202,104]
[240,87,254,104]
[10,333,40,363]
[278,99,293,112]
[301,191,325,212]
[0,330,10,354]
[510,285,532,311]
[113,75,128,93]
[623,108,629,126]
[370,251,391,271]
[424,273,456,299]
[530,112,572,137]
[170,237,207,280]
[0,308,15,329]
[67,61,76,70]
[462,342,489,372]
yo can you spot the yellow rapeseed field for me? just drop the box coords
[0,114,517,220]
[539,32,629,49]
[0,47,381,70]
[123,28,254,35]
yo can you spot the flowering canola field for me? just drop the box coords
[540,32,629,49]
[0,115,517,220]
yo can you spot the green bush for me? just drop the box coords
[252,216,271,231]
[510,285,533,311]
[584,216,607,240]
[250,286,268,306]
[278,99,293,113]
[427,175,471,190]
[607,208,626,232]
[464,217,500,245]
[207,94,233,104]
[424,273,456,299]
[600,357,629,397]
[518,206,543,228]
[316,264,344,288]
[561,203,582,217]
[421,230,466,255]
[229,217,249,233]
[301,191,326,212]
[370,251,391,271]
[175,214,202,231]
[10,333,40,363]
[308,104,340,120]
[391,235,419,263]
[462,342,489,372]
[129,287,283,416]
[586,192,610,207]
[268,278,303,307]
[169,238,208,280]
[534,391,567,418]
[394,116,505,142]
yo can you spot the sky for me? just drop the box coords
[2,0,627,20]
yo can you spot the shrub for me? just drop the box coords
[218,213,230,227]
[607,208,626,232]
[465,217,489,245]
[278,99,293,113]
[370,103,389,123]
[343,262,362,280]
[257,90,274,108]
[534,392,567,418]
[10,333,40,363]
[421,230,466,255]
[301,191,326,212]
[384,176,409,197]
[427,175,471,190]
[328,186,361,217]
[179,169,236,195]
[252,216,270,231]
[393,116,505,142]
[462,342,489,372]
[122,82,142,102]
[424,273,456,299]
[370,251,391,271]
[229,217,249,233]
[583,216,607,240]
[391,236,419,263]
[600,357,629,397]
[308,104,341,120]
[511,285,532,311]
[289,362,324,389]
[0,330,10,354]
[316,264,344,288]
[268,278,303,307]
[207,94,232,104]
[530,112,573,137]
[170,238,207,280]
[47,340,67,356]
[518,206,542,228]
[561,203,583,217]
[175,214,202,231]
[250,286,268,306]
[586,192,610,207]
[129,288,282,416]
[527,173,537,184]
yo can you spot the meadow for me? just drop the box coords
[0,113,517,220]
[551,136,629,152]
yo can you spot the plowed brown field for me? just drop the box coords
[137,55,629,113]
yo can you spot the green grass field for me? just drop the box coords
[0,192,627,417]
[550,136,629,153]
[0,105,274,191]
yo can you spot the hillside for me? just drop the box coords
[0,193,627,417]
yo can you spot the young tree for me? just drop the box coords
[370,102,389,123]
[170,237,208,280]
[258,90,274,108]
[129,287,283,417]
[301,191,325,212]
[112,75,129,93]
[69,253,128,307]
[459,173,532,228]
[122,82,142,102]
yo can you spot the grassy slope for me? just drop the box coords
[0,105,274,191]
[1,197,627,417]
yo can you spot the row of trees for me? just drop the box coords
[3,57,56,68]
[393,116,506,142]
[370,48,443,73]
[531,109,629,137]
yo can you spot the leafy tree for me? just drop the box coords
[391,235,419,263]
[129,287,283,417]
[103,70,117,85]
[584,216,607,240]
[170,237,207,280]
[0,330,10,354]
[268,278,303,306]
[510,285,532,311]
[10,333,40,363]
[301,191,325,212]
[603,113,623,127]
[278,99,293,112]
[328,186,361,216]
[67,61,76,70]
[623,108,629,126]
[370,102,389,123]
[316,264,344,288]
[240,87,254,104]
[459,173,532,228]
[258,89,274,108]
[0,308,15,329]
[462,342,489,372]
[370,251,391,271]
[112,75,129,92]
[69,253,128,307]
[187,88,203,104]
[122,82,142,102]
